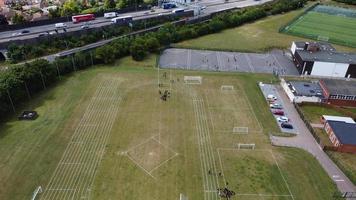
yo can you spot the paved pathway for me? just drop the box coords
[271,85,356,194]
[310,123,324,128]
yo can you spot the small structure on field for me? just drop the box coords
[18,111,38,120]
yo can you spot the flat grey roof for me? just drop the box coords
[288,81,324,97]
[296,50,356,64]
[322,79,356,95]
[294,41,336,52]
[328,120,356,145]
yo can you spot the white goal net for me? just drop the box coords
[233,127,248,134]
[236,143,255,150]
[184,76,202,84]
[221,85,234,90]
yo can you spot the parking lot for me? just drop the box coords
[259,83,298,134]
[159,48,299,75]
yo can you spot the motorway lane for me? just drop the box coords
[0,8,172,42]
[0,0,272,43]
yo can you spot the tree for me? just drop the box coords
[48,7,61,18]
[61,0,81,16]
[117,0,128,9]
[95,45,115,64]
[11,13,26,25]
[104,0,116,9]
[144,36,160,52]
[0,15,8,25]
[143,0,153,4]
[130,38,147,61]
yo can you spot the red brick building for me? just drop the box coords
[319,79,356,107]
[324,120,356,153]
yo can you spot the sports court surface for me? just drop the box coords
[281,5,356,47]
[159,48,299,75]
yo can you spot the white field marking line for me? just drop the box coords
[149,152,179,173]
[126,135,157,154]
[217,148,294,199]
[216,52,222,70]
[151,137,179,157]
[244,54,255,72]
[42,80,107,199]
[53,81,118,200]
[204,90,216,133]
[269,150,295,200]
[217,149,227,187]
[126,153,157,180]
[53,79,117,199]
[193,99,209,194]
[193,99,220,199]
[187,49,191,70]
[237,86,263,133]
[43,79,118,199]
[272,54,283,69]
[74,93,121,199]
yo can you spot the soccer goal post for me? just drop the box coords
[221,85,234,90]
[233,127,248,134]
[317,35,329,42]
[236,143,255,150]
[184,76,202,84]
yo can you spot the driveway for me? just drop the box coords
[271,85,356,193]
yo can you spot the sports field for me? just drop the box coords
[282,5,356,47]
[0,56,338,200]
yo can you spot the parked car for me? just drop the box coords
[281,122,293,129]
[21,30,30,34]
[55,23,67,29]
[267,94,277,101]
[272,110,284,116]
[277,116,289,122]
[270,103,283,109]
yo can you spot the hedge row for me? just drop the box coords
[0,0,308,120]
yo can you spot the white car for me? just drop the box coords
[267,94,277,101]
[55,23,67,29]
[277,116,289,122]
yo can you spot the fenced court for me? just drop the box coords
[281,5,356,48]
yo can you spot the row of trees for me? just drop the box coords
[0,0,307,120]
[7,15,178,63]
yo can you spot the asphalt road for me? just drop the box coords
[0,0,272,43]
[271,85,356,194]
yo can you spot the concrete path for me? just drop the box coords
[310,123,324,128]
[271,85,356,193]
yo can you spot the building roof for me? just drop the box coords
[321,79,356,95]
[327,120,356,145]
[288,81,324,97]
[296,50,356,65]
[294,41,336,52]
[323,115,355,124]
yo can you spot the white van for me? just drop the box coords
[104,12,118,18]
[55,23,67,29]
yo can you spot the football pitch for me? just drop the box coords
[0,58,338,200]
[282,5,356,48]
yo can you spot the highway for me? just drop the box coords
[0,0,272,43]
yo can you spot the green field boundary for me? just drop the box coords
[279,3,320,33]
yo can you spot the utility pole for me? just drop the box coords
[6,89,16,113]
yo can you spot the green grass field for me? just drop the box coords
[176,4,356,53]
[0,56,339,200]
[283,10,356,47]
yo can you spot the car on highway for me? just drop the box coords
[172,8,184,13]
[38,33,49,37]
[12,30,30,36]
[55,23,67,29]
[81,23,90,29]
[281,122,293,129]
[270,103,283,109]
[272,110,284,116]
[104,12,118,18]
[277,116,289,123]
